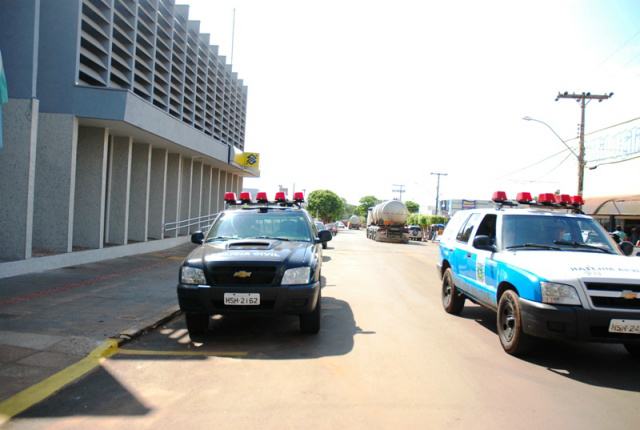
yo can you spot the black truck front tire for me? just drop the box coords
[185,312,209,337]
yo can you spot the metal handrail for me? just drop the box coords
[164,212,220,234]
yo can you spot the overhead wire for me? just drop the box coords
[497,147,574,180]
[621,48,640,69]
[589,28,640,74]
[532,151,574,183]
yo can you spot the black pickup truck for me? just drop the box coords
[177,194,332,338]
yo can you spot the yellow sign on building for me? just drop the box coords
[231,147,260,171]
[243,152,259,168]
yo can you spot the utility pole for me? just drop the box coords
[392,184,405,201]
[431,173,447,215]
[556,91,613,196]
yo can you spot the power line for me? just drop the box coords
[589,152,640,170]
[590,28,640,74]
[533,151,574,183]
[497,147,570,180]
[507,151,574,186]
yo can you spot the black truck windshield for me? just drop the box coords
[206,212,312,242]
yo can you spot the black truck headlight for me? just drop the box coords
[282,267,311,285]
[181,267,206,285]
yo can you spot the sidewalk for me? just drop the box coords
[0,240,196,406]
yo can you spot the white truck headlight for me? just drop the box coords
[282,267,311,285]
[181,266,206,285]
[541,282,581,305]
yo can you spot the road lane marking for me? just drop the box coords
[149,254,186,260]
[0,339,119,425]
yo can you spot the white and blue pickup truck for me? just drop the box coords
[437,192,640,357]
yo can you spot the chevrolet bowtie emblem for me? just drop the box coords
[233,271,252,278]
[620,290,638,300]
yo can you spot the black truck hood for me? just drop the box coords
[184,239,313,267]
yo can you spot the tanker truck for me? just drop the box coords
[348,215,361,229]
[366,200,409,243]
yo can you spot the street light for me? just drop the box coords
[522,116,579,159]
[522,116,584,195]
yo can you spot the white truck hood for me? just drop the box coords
[500,251,640,282]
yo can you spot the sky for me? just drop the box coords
[181,0,640,209]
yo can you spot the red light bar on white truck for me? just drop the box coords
[516,192,533,204]
[492,191,584,213]
[492,191,508,203]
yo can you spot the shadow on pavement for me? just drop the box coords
[456,303,640,392]
[12,295,366,420]
[117,296,363,361]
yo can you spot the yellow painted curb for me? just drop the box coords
[0,339,120,425]
[116,349,248,357]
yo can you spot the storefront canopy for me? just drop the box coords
[583,195,640,216]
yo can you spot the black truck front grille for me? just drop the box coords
[209,265,278,286]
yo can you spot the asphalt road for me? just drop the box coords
[5,229,640,430]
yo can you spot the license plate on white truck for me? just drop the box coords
[224,293,260,305]
[609,319,640,334]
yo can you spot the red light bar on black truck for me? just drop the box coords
[224,191,305,208]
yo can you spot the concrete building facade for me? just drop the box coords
[0,0,256,272]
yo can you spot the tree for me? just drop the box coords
[407,214,449,236]
[405,200,419,214]
[431,215,448,225]
[342,202,356,220]
[355,195,380,218]
[307,190,345,223]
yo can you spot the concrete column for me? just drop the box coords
[227,173,239,196]
[226,172,233,195]
[148,148,168,240]
[33,113,77,253]
[164,153,182,238]
[0,99,38,260]
[106,136,132,245]
[220,170,231,210]
[218,169,227,211]
[73,126,108,249]
[128,143,151,242]
[234,175,243,195]
[201,165,212,229]
[179,157,193,236]
[211,167,221,214]
[220,170,228,195]
[191,161,203,232]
